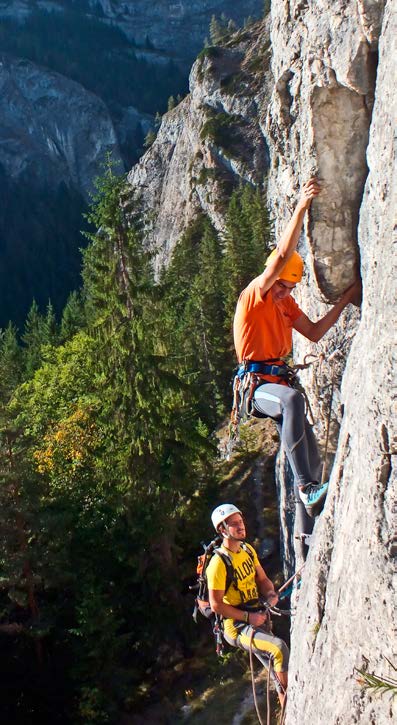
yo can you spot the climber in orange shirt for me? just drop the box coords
[233,179,361,546]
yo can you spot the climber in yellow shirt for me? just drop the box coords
[207,504,289,706]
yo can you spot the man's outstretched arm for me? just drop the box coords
[257,178,320,296]
[293,279,362,342]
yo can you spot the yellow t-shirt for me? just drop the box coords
[206,544,260,640]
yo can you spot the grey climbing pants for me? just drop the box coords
[253,382,322,539]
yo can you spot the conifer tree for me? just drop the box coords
[167,95,176,111]
[185,219,230,416]
[82,159,209,513]
[0,322,23,401]
[227,19,237,34]
[22,300,46,376]
[144,129,157,148]
[60,290,86,341]
[43,300,58,346]
[209,14,228,45]
[222,184,273,326]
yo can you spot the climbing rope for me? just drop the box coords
[278,564,305,596]
[249,627,266,725]
[248,600,291,725]
[279,691,288,725]
[266,657,272,725]
[249,630,287,725]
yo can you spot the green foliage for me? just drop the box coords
[168,95,176,111]
[159,216,231,423]
[144,129,157,148]
[209,13,236,46]
[0,323,23,401]
[200,111,245,156]
[60,290,86,342]
[356,658,397,697]
[223,184,273,326]
[197,45,221,62]
[0,161,273,722]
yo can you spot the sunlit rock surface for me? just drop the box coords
[265,1,395,722]
[127,20,272,270]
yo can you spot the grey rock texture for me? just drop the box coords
[0,53,121,196]
[265,1,396,722]
[127,20,272,270]
[267,0,381,301]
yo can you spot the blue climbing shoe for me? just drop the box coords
[299,481,329,517]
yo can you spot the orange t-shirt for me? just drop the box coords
[233,276,303,363]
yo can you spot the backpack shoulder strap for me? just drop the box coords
[241,542,256,563]
[213,548,235,593]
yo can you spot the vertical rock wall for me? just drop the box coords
[267,1,396,722]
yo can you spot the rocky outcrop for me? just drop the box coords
[0,53,121,196]
[265,1,396,723]
[127,20,272,270]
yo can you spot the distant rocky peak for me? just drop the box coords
[0,0,265,63]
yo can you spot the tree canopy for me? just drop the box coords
[0,165,272,723]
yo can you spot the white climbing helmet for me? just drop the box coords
[211,504,242,531]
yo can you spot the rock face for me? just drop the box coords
[0,53,121,196]
[265,1,396,723]
[128,20,272,269]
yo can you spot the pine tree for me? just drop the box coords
[22,300,46,376]
[227,19,237,34]
[0,322,23,401]
[160,215,232,420]
[43,300,58,346]
[222,184,273,326]
[209,14,228,45]
[144,129,157,148]
[167,95,176,111]
[60,290,86,341]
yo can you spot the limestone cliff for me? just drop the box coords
[127,19,272,270]
[125,2,395,722]
[266,2,396,723]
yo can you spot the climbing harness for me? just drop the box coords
[228,355,318,458]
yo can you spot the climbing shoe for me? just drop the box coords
[299,481,329,517]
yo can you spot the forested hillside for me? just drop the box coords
[0,163,273,724]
